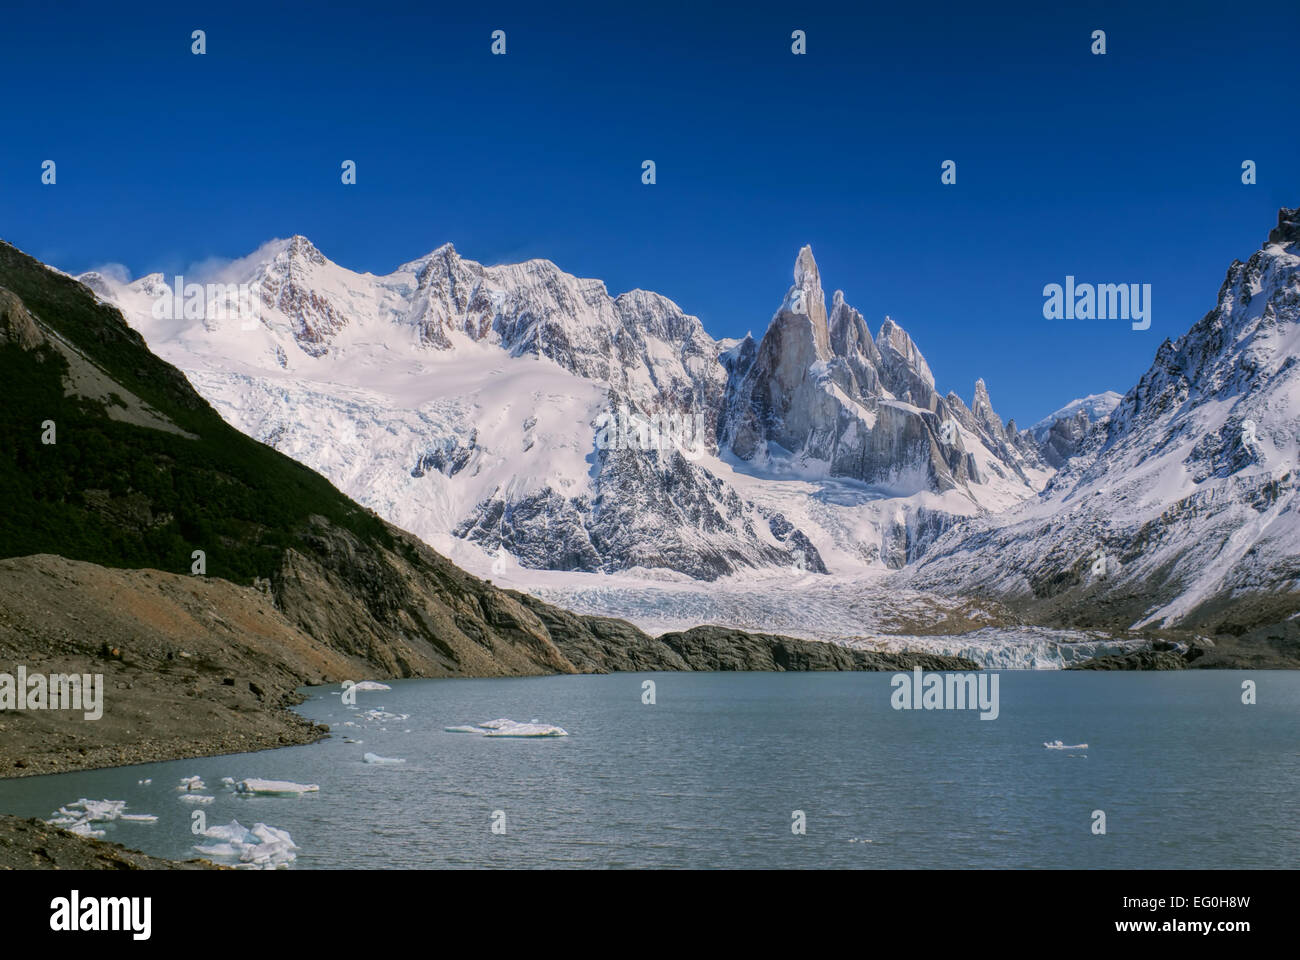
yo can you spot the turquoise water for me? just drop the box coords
[0,671,1294,868]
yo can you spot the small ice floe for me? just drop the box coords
[1043,740,1088,750]
[350,681,391,692]
[48,798,125,825]
[342,738,363,744]
[444,718,569,738]
[362,752,405,765]
[137,779,152,786]
[47,798,157,833]
[193,819,298,869]
[357,709,408,722]
[177,775,206,792]
[178,794,215,804]
[848,837,873,844]
[232,778,320,796]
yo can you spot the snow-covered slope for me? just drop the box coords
[83,240,1046,582]
[910,207,1300,631]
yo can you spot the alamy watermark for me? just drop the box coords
[1043,276,1151,330]
[50,891,150,940]
[594,405,707,461]
[0,667,103,720]
[890,667,999,720]
[151,275,263,330]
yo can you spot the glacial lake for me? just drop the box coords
[0,671,1295,869]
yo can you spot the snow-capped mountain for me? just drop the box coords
[910,207,1300,632]
[718,245,1046,497]
[81,240,1046,581]
[1029,392,1124,468]
[1030,392,1123,442]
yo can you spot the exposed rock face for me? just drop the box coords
[509,593,979,673]
[654,626,980,673]
[718,247,1041,495]
[1028,392,1123,468]
[0,287,45,349]
[1038,408,1092,468]
[1066,649,1189,670]
[454,445,826,580]
[0,815,222,870]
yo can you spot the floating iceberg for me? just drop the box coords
[1043,740,1088,750]
[445,718,569,738]
[194,819,298,869]
[362,752,405,764]
[178,794,215,804]
[350,681,392,692]
[48,798,126,825]
[233,778,320,796]
[177,776,206,792]
[46,798,157,833]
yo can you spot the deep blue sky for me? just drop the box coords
[1,0,1295,425]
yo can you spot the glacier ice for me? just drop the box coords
[445,718,569,738]
[232,778,320,796]
[194,819,298,869]
[362,752,406,764]
[46,798,158,832]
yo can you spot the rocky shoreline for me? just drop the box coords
[0,554,978,782]
[0,815,221,870]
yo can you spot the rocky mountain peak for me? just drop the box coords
[284,235,328,266]
[779,245,831,358]
[875,316,937,411]
[1267,206,1300,247]
[971,378,1005,441]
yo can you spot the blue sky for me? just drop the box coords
[1,0,1295,425]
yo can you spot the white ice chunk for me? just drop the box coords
[1043,740,1088,750]
[46,798,156,832]
[194,819,298,869]
[357,709,408,722]
[363,752,406,764]
[447,718,569,737]
[233,778,320,796]
[482,721,568,737]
